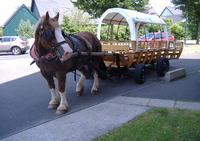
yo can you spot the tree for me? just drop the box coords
[16,20,34,38]
[0,27,3,36]
[61,8,97,34]
[169,23,184,40]
[172,0,200,44]
[72,0,149,18]
[163,18,185,40]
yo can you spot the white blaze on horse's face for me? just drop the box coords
[55,28,73,52]
[50,13,73,58]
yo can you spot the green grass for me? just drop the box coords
[93,108,200,141]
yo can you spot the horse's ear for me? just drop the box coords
[45,11,50,24]
[54,12,59,21]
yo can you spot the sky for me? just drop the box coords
[0,0,32,26]
[149,0,174,14]
[0,0,174,27]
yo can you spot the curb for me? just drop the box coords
[164,68,186,82]
[2,96,200,141]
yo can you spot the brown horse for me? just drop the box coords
[30,12,106,114]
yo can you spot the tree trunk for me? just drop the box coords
[196,22,200,44]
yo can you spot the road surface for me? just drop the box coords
[0,53,200,139]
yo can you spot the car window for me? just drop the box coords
[140,33,154,39]
[19,36,27,41]
[10,38,16,41]
[2,38,10,42]
[155,34,163,39]
[0,38,2,42]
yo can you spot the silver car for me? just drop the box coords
[0,36,30,55]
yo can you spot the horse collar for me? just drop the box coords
[30,44,57,64]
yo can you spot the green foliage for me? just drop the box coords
[188,22,198,40]
[147,24,161,33]
[61,8,97,35]
[163,18,173,28]
[0,27,3,36]
[163,18,184,40]
[172,0,200,43]
[169,23,184,40]
[99,24,130,41]
[16,20,34,38]
[94,108,200,141]
[73,0,149,18]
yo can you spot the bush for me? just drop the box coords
[16,20,34,38]
[169,23,184,40]
[0,27,3,36]
[61,8,97,35]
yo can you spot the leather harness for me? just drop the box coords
[30,31,90,65]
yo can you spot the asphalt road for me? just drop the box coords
[0,52,30,61]
[0,53,200,139]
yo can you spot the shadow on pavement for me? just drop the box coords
[0,57,200,139]
[0,71,137,139]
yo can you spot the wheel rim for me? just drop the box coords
[12,47,21,55]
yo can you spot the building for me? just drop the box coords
[144,4,158,16]
[3,4,38,36]
[160,6,184,23]
[31,0,75,24]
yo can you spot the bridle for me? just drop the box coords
[38,24,68,58]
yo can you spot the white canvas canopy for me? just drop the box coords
[97,8,169,41]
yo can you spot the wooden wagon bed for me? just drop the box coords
[101,40,183,68]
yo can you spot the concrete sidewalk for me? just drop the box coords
[2,96,200,141]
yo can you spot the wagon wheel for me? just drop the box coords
[134,63,145,84]
[156,57,169,77]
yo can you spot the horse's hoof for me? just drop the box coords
[76,87,84,96]
[76,91,82,96]
[56,109,68,115]
[48,103,58,109]
[91,89,98,95]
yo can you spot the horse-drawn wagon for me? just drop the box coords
[30,9,183,114]
[97,8,183,83]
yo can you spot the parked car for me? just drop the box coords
[0,36,30,55]
[138,32,174,41]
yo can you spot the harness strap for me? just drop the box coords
[52,41,67,49]
[62,31,91,53]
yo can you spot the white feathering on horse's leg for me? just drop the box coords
[56,91,69,114]
[48,88,59,109]
[76,73,86,96]
[91,72,99,94]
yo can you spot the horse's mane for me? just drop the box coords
[34,16,45,33]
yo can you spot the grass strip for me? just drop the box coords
[94,108,200,141]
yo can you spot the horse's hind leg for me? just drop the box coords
[55,72,69,114]
[91,71,99,94]
[76,73,86,96]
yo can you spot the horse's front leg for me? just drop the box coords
[55,72,69,114]
[41,71,59,109]
[91,71,99,94]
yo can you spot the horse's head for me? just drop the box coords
[35,12,59,53]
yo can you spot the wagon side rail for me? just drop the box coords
[100,40,183,68]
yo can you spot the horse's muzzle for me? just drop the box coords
[55,46,65,58]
